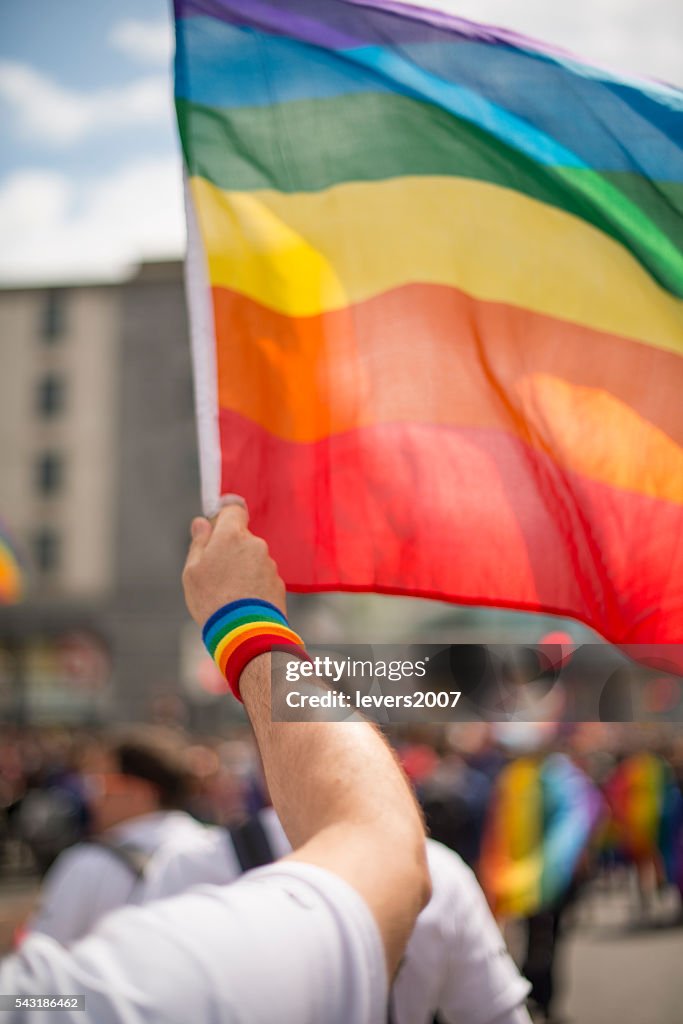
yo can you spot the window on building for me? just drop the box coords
[32,527,61,575]
[42,290,66,341]
[35,452,64,496]
[36,374,65,418]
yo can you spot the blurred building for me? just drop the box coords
[0,260,203,722]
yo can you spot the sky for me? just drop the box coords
[0,0,681,284]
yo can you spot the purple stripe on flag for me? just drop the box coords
[175,0,365,49]
[174,0,539,50]
[345,0,577,57]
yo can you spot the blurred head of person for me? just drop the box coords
[83,727,191,834]
[492,721,561,756]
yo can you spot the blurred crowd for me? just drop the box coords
[399,723,683,886]
[0,720,682,1019]
[1,721,682,885]
[0,725,256,878]
[1,722,682,885]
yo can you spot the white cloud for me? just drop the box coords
[1,0,678,286]
[110,19,174,65]
[0,61,172,145]
[0,156,185,284]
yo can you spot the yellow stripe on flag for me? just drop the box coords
[191,175,683,356]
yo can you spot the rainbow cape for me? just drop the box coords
[604,752,683,883]
[479,753,603,917]
[175,0,683,646]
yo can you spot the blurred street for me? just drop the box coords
[559,918,682,1024]
[510,884,683,1024]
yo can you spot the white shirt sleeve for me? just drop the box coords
[392,841,530,1024]
[1,862,387,1024]
[435,860,530,1024]
[27,846,138,946]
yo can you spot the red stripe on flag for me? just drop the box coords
[219,409,683,653]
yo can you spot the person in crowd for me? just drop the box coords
[668,735,683,909]
[418,746,492,869]
[26,726,236,945]
[479,725,603,1023]
[0,500,430,1023]
[602,747,683,912]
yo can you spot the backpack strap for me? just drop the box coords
[228,817,275,873]
[86,838,154,881]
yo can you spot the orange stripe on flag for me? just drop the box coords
[213,285,683,503]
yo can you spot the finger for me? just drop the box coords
[219,493,248,517]
[211,499,249,538]
[209,495,249,528]
[191,516,212,542]
[184,516,212,568]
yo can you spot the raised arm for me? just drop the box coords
[182,502,430,974]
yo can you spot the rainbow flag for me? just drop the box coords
[0,523,24,604]
[604,753,683,882]
[479,754,603,917]
[175,0,683,647]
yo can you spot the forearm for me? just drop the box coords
[240,652,430,973]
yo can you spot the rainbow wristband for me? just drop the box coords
[202,599,308,702]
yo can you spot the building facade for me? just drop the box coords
[0,260,206,723]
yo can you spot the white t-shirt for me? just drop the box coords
[1,862,386,1024]
[28,811,239,945]
[152,812,531,1024]
[393,840,531,1024]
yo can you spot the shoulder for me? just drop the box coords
[43,842,130,887]
[142,824,240,898]
[204,861,387,1021]
[22,861,387,1024]
[417,839,516,961]
[425,838,483,913]
[227,860,384,953]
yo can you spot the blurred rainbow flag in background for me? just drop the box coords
[604,752,683,883]
[479,753,602,917]
[175,0,683,648]
[0,522,25,605]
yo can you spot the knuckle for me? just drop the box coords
[252,536,269,556]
